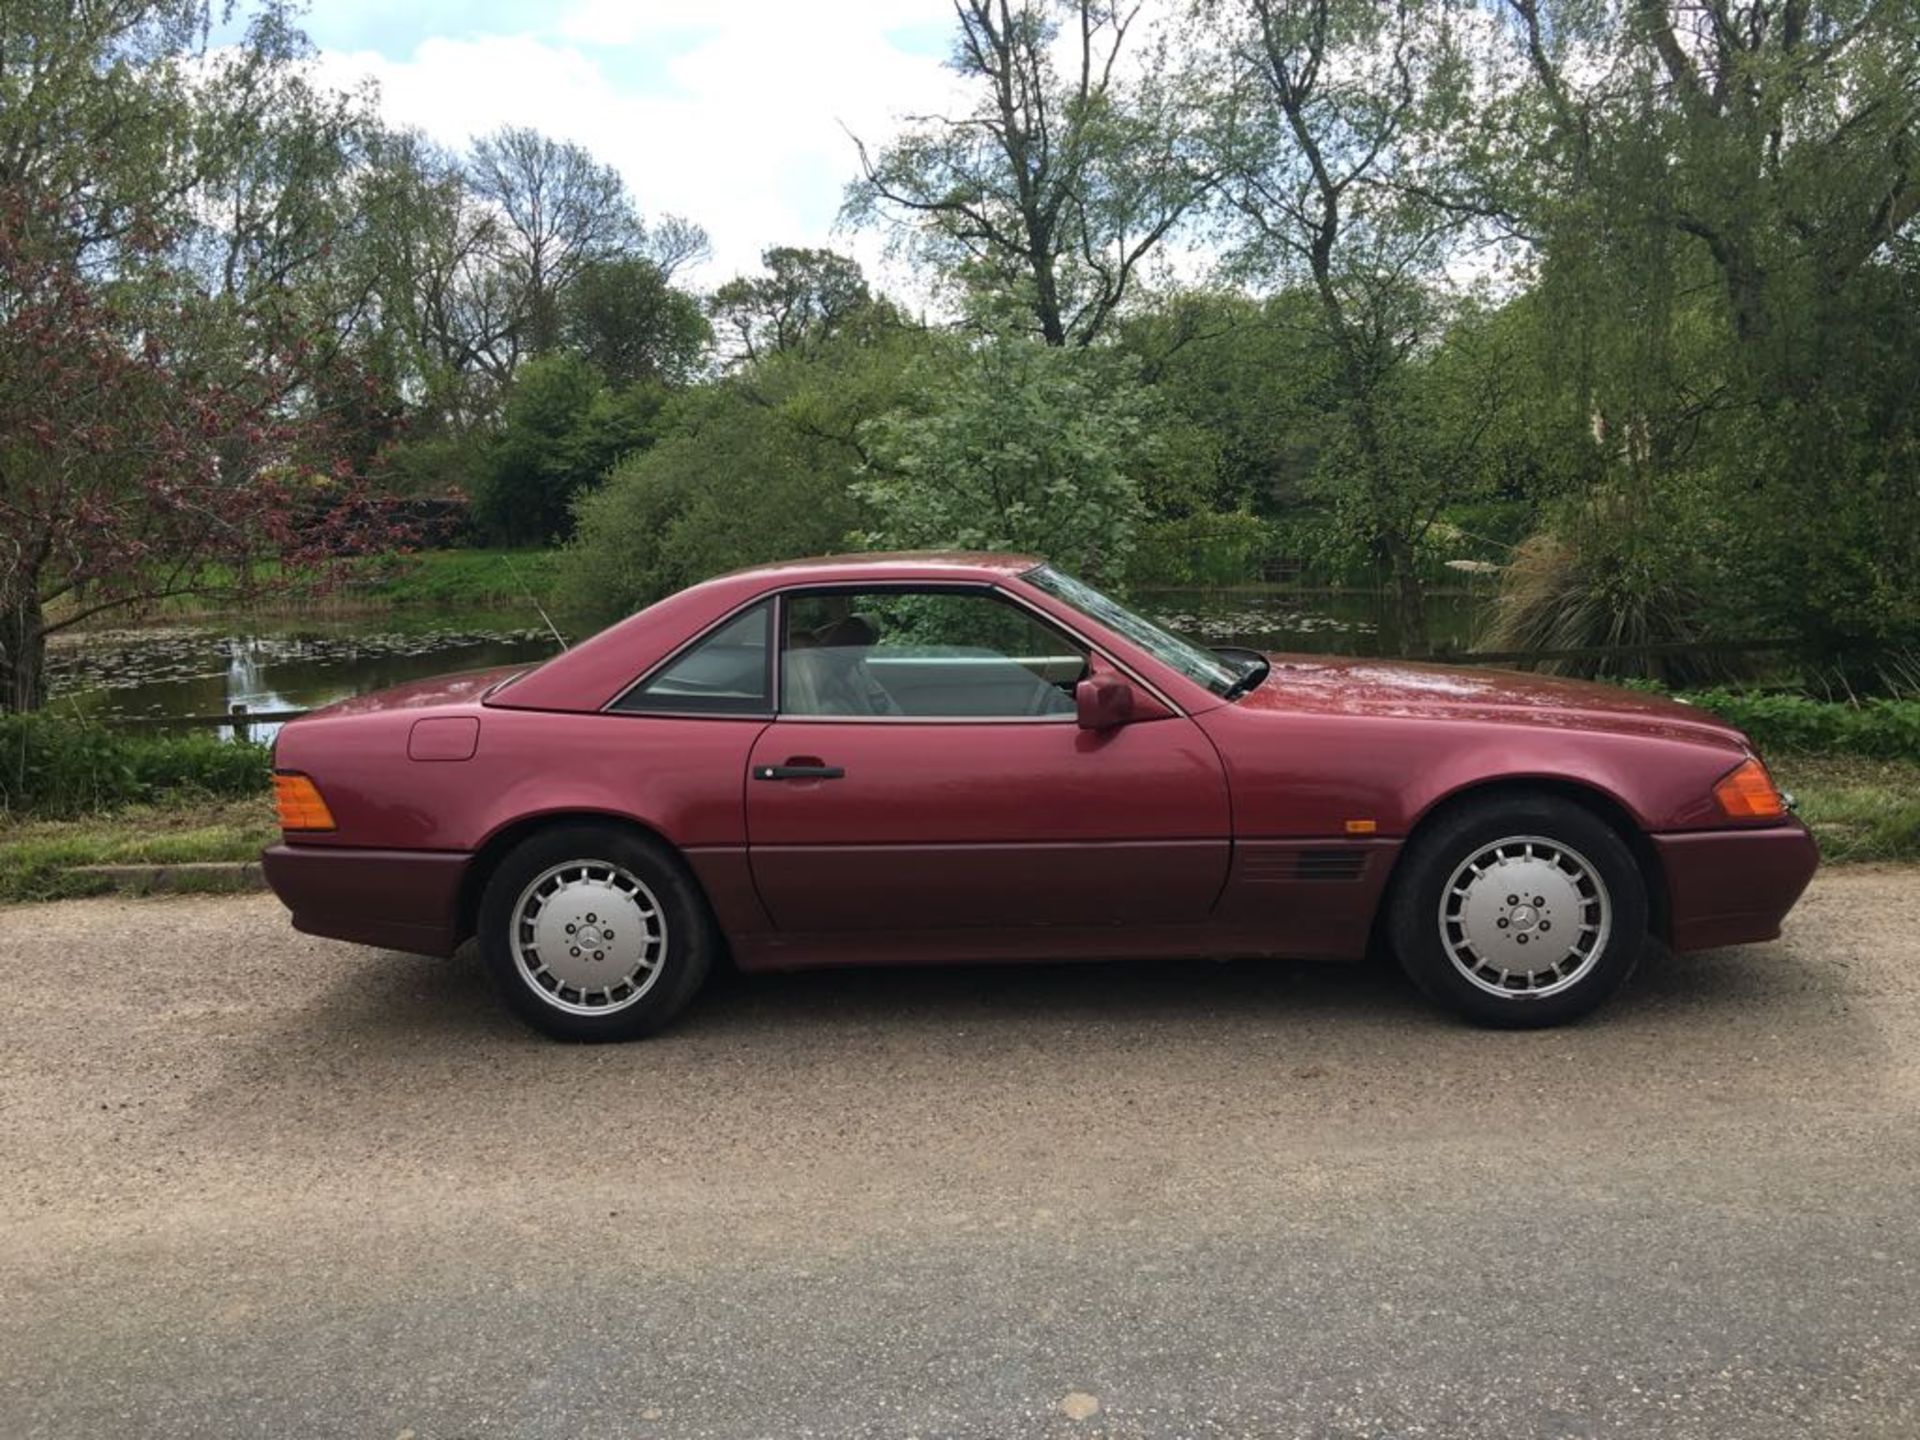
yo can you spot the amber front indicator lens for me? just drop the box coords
[1714,757,1786,820]
[274,772,337,831]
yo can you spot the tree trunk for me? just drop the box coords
[1342,379,1431,660]
[1032,247,1067,346]
[1388,538,1429,658]
[0,591,49,714]
[1308,255,1432,661]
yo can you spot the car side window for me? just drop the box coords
[781,589,1086,719]
[614,602,772,715]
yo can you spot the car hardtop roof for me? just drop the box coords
[487,551,1050,714]
[713,551,1045,587]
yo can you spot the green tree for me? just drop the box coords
[559,325,941,624]
[2,0,247,251]
[1499,0,1920,353]
[473,354,660,545]
[854,340,1156,582]
[0,0,404,709]
[467,126,642,358]
[1201,0,1480,652]
[563,256,710,386]
[1115,289,1325,516]
[846,0,1214,346]
[709,247,879,363]
[640,213,711,280]
[336,127,518,427]
[1476,0,1920,662]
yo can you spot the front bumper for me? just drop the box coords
[1651,821,1820,952]
[261,844,470,957]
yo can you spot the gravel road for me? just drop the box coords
[2,872,1917,1439]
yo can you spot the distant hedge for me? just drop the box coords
[0,715,271,819]
[1679,691,1920,761]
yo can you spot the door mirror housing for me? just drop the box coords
[1076,671,1135,731]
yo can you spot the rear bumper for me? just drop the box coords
[261,844,469,958]
[1651,821,1819,952]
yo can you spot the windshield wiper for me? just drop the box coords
[1218,649,1270,701]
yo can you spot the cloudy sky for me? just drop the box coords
[275,1,979,288]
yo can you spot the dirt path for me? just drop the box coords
[2,872,1917,1437]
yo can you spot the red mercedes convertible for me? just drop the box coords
[264,552,1817,1040]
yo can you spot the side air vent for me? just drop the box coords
[1295,849,1368,882]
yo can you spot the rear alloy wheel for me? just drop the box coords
[510,859,668,1014]
[478,824,714,1041]
[1389,795,1648,1028]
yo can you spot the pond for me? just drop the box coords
[1146,587,1483,655]
[45,588,1487,739]
[47,611,562,736]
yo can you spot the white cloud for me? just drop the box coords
[312,1,968,294]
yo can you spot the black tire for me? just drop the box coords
[477,823,715,1042]
[1387,794,1648,1028]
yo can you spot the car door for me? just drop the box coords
[744,584,1231,932]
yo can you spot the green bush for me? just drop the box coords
[558,325,928,627]
[1680,691,1920,761]
[560,392,864,627]
[0,715,271,819]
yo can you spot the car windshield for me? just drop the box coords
[1026,564,1242,696]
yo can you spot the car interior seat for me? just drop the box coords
[783,614,902,716]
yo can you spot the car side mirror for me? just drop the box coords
[1076,672,1135,731]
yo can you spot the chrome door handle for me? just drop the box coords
[754,764,845,780]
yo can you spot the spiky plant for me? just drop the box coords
[1484,528,1749,687]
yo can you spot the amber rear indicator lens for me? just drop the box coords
[1714,757,1786,820]
[274,772,337,831]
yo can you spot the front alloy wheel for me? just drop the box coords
[1439,835,1612,999]
[1389,795,1648,1027]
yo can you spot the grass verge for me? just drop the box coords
[0,797,277,903]
[1771,754,1920,863]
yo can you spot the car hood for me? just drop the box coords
[1231,654,1748,748]
[295,665,529,721]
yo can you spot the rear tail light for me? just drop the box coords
[1713,757,1786,820]
[273,772,337,831]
